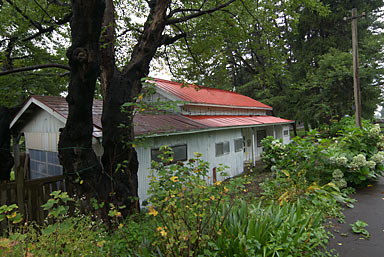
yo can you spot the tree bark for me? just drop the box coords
[99,0,171,213]
[58,0,105,205]
[0,107,14,181]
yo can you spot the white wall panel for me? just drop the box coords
[136,129,244,204]
[22,109,65,133]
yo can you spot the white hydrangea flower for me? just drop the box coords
[333,178,347,189]
[371,152,384,164]
[335,156,348,166]
[368,124,381,138]
[350,154,366,170]
[332,169,344,179]
[366,160,376,169]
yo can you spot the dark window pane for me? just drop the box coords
[223,141,230,154]
[47,151,60,165]
[151,145,188,163]
[29,149,37,160]
[151,149,162,162]
[234,138,243,152]
[216,143,224,157]
[40,151,46,162]
[36,162,47,175]
[173,145,187,161]
[257,130,267,147]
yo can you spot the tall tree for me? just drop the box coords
[164,0,384,127]
[1,0,238,215]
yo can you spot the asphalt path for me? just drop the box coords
[328,177,384,257]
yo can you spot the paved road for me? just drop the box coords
[328,177,384,257]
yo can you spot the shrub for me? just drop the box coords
[145,149,246,256]
[261,117,384,188]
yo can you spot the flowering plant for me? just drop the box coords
[146,148,246,256]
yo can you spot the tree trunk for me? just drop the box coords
[58,0,105,203]
[0,107,13,181]
[100,0,171,213]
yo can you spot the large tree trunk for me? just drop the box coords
[58,0,105,203]
[0,107,14,181]
[100,0,171,213]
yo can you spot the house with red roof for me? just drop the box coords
[10,78,293,202]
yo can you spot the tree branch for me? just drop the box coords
[21,12,72,42]
[160,32,187,46]
[6,0,43,30]
[0,63,70,76]
[166,0,235,25]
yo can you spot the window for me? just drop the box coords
[216,141,230,157]
[284,130,289,136]
[257,130,266,147]
[234,138,243,152]
[151,144,187,163]
[29,149,63,179]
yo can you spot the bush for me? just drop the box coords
[144,149,246,256]
[261,117,384,188]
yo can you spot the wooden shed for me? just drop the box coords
[10,78,294,202]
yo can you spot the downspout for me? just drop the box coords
[273,125,276,139]
[252,128,256,166]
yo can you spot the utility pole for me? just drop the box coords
[344,8,365,128]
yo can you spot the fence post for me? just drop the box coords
[16,153,26,216]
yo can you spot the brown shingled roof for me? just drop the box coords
[30,95,209,136]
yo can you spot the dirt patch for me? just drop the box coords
[243,170,272,197]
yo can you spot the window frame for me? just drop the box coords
[215,141,230,157]
[29,149,63,179]
[151,144,188,164]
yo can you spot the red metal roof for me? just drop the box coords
[153,78,272,109]
[185,115,293,127]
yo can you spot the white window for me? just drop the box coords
[151,144,187,163]
[284,130,289,136]
[234,138,243,152]
[29,149,63,179]
[216,141,230,157]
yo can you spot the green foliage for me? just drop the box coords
[104,214,157,256]
[41,191,73,219]
[166,0,384,126]
[212,200,331,257]
[262,117,384,188]
[350,220,370,239]
[0,0,71,107]
[146,149,246,256]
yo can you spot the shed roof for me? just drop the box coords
[185,115,293,128]
[11,86,292,138]
[153,78,272,110]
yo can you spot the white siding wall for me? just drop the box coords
[136,128,243,204]
[22,109,65,152]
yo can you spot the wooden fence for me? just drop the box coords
[0,154,67,232]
